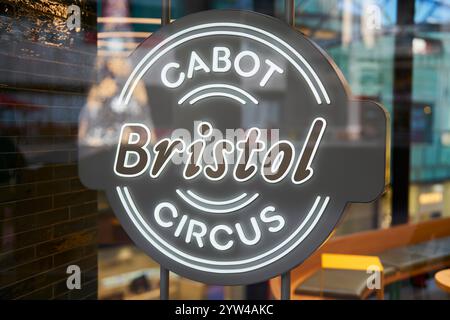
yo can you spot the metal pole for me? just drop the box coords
[280,0,294,301]
[161,0,171,26]
[392,0,415,225]
[160,267,170,300]
[281,271,291,300]
[160,0,171,300]
[285,0,295,27]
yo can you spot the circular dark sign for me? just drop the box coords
[79,10,388,285]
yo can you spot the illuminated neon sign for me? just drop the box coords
[79,10,389,285]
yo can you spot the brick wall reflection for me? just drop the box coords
[0,0,98,299]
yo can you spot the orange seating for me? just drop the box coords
[270,217,450,300]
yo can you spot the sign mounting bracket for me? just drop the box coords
[160,0,171,301]
[279,0,295,301]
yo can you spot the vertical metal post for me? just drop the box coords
[160,267,170,300]
[159,0,171,301]
[280,0,295,301]
[161,0,171,26]
[392,0,415,225]
[281,0,295,300]
[285,0,295,27]
[281,271,291,300]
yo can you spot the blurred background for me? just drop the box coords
[1,0,450,300]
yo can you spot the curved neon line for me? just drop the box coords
[186,190,248,206]
[119,25,331,106]
[178,84,259,105]
[189,92,246,105]
[117,186,329,272]
[176,189,259,213]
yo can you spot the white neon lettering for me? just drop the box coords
[187,51,210,79]
[182,122,212,180]
[174,215,188,237]
[204,139,234,181]
[120,24,331,106]
[235,217,261,246]
[150,138,185,178]
[185,219,207,248]
[260,59,284,87]
[212,46,232,72]
[233,127,266,182]
[210,225,234,251]
[234,50,260,78]
[161,62,185,88]
[113,121,324,185]
[261,140,295,184]
[113,123,151,178]
[260,206,285,232]
[291,117,327,184]
[154,202,178,228]
[183,140,205,180]
[118,186,330,272]
[115,50,331,275]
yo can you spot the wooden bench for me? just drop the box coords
[270,217,450,300]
